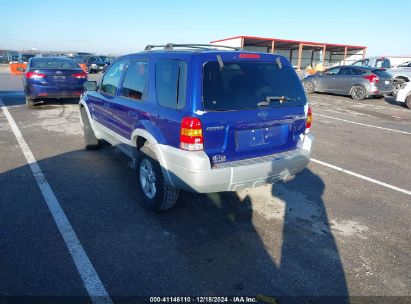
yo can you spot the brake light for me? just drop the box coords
[26,71,45,79]
[305,106,312,133]
[364,74,379,83]
[72,72,87,79]
[239,53,261,59]
[180,117,204,151]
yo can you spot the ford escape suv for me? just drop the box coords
[79,44,314,211]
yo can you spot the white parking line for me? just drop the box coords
[0,98,112,304]
[311,159,411,196]
[310,95,410,112]
[315,113,411,135]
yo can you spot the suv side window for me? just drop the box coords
[155,59,187,110]
[120,59,148,100]
[101,59,128,95]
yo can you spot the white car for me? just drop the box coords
[396,82,411,109]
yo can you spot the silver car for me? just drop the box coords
[302,66,394,100]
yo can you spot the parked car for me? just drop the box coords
[84,56,105,73]
[395,61,411,68]
[18,53,37,63]
[302,65,393,100]
[20,57,87,106]
[79,44,314,211]
[396,82,411,109]
[352,57,411,95]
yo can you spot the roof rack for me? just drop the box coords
[144,43,240,51]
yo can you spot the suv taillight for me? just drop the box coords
[180,117,204,151]
[72,72,87,79]
[26,71,45,79]
[364,74,379,83]
[305,106,312,133]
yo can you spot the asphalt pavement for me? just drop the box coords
[0,69,410,303]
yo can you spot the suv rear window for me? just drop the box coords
[203,61,305,111]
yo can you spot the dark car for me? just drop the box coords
[302,66,393,100]
[84,56,105,73]
[21,57,87,106]
[79,44,314,211]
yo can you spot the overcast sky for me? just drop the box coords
[1,0,410,56]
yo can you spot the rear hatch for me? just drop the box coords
[29,68,86,89]
[199,55,307,166]
[373,69,393,91]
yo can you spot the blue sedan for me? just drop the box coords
[21,57,87,106]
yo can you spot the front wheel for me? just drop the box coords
[303,81,315,94]
[137,144,179,212]
[350,85,366,101]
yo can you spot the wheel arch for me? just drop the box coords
[131,129,175,188]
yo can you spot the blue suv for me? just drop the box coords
[79,44,314,211]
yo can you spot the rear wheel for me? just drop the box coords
[350,85,366,101]
[80,107,100,150]
[303,81,315,94]
[137,144,179,212]
[25,96,35,107]
[405,95,411,109]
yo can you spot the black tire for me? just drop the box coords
[405,95,411,109]
[393,79,406,97]
[80,107,100,150]
[137,144,179,212]
[350,85,366,101]
[25,96,35,107]
[303,81,315,94]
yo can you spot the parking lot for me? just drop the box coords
[0,66,410,303]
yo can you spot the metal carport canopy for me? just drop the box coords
[210,36,367,69]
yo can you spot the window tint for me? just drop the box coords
[325,67,340,75]
[30,58,79,69]
[155,59,187,109]
[339,67,366,76]
[203,61,305,111]
[339,67,356,75]
[101,59,128,95]
[120,60,148,100]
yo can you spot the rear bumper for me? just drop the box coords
[159,133,314,193]
[26,83,84,99]
[369,84,393,95]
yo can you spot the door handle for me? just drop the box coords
[103,102,110,108]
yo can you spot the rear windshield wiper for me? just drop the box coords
[257,96,297,107]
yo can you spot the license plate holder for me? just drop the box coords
[53,75,66,80]
[236,125,289,151]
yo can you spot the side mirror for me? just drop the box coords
[16,67,25,72]
[84,81,98,91]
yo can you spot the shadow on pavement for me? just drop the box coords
[0,145,349,303]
